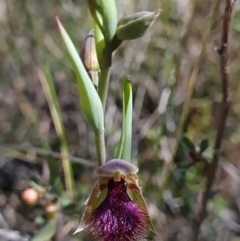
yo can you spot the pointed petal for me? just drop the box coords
[126,174,157,233]
[74,177,108,234]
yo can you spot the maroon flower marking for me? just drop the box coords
[74,159,156,241]
[89,177,148,241]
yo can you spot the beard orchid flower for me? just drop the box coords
[74,159,156,241]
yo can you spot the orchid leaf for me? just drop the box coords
[56,17,104,135]
[116,78,132,161]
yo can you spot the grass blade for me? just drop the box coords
[38,67,74,199]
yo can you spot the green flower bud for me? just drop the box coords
[80,30,100,88]
[87,0,117,42]
[116,10,160,41]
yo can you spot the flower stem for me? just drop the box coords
[95,132,106,166]
[98,40,112,111]
[98,64,111,111]
[94,26,112,164]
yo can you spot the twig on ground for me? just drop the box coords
[0,145,96,167]
[192,0,235,240]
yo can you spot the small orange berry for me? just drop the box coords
[44,203,58,218]
[21,188,39,206]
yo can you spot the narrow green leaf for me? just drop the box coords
[29,180,46,193]
[46,156,59,186]
[54,177,65,197]
[182,136,195,151]
[56,17,104,135]
[38,67,74,199]
[116,128,124,159]
[116,78,133,161]
[31,218,56,241]
[199,139,209,153]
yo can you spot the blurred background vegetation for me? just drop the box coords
[0,0,240,240]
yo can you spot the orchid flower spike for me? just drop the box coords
[74,159,156,241]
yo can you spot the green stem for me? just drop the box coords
[98,38,112,110]
[98,66,111,111]
[95,132,106,166]
[94,24,111,162]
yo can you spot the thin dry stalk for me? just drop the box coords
[159,0,222,197]
[192,0,235,240]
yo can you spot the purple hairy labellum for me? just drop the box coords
[74,159,156,241]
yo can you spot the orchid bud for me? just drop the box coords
[74,159,156,240]
[116,10,160,41]
[80,30,100,88]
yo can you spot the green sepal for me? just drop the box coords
[116,10,160,40]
